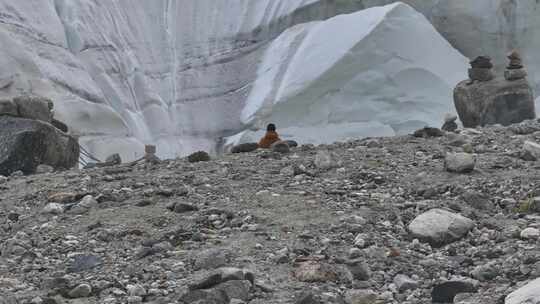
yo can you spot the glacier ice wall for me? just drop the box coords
[230,3,469,146]
[0,0,538,159]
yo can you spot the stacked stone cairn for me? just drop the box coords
[504,50,527,81]
[467,56,494,83]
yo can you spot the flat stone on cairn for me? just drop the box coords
[468,56,494,82]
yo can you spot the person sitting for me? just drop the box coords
[258,123,281,149]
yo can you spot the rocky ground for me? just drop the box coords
[2,120,540,304]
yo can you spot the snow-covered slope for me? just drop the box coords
[0,0,537,159]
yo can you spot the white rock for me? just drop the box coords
[43,203,64,215]
[127,284,147,297]
[522,141,540,160]
[520,228,540,240]
[408,208,474,246]
[505,278,540,304]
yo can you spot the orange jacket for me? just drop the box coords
[258,131,281,149]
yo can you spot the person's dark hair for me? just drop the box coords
[266,123,276,132]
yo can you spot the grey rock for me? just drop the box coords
[67,254,103,273]
[454,77,535,128]
[471,263,499,282]
[127,284,147,296]
[346,259,371,281]
[296,291,319,304]
[344,289,378,304]
[505,278,540,304]
[0,116,79,176]
[194,249,229,270]
[314,150,336,170]
[188,271,223,290]
[188,151,211,163]
[431,280,477,303]
[215,280,251,301]
[35,164,54,174]
[0,175,6,184]
[462,191,490,210]
[444,152,476,173]
[68,283,92,298]
[51,118,69,133]
[231,143,258,154]
[173,203,199,213]
[505,69,527,81]
[520,227,540,240]
[271,141,290,154]
[43,203,64,215]
[442,121,458,132]
[468,68,494,82]
[0,295,18,304]
[294,261,338,283]
[0,99,18,117]
[521,141,540,161]
[393,274,419,293]
[413,127,444,138]
[13,95,53,123]
[105,153,122,165]
[181,289,229,304]
[408,208,474,246]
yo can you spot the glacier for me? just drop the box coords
[0,0,538,159]
[232,3,468,145]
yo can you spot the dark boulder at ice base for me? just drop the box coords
[0,116,79,176]
[454,77,535,128]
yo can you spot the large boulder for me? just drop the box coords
[12,95,53,123]
[408,209,474,247]
[505,278,540,304]
[0,116,79,175]
[454,78,535,128]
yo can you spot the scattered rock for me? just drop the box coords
[294,261,337,283]
[105,153,122,165]
[431,280,477,303]
[314,150,336,171]
[444,152,476,173]
[394,274,419,293]
[215,280,251,301]
[173,202,199,213]
[231,143,259,154]
[43,203,64,215]
[520,228,540,240]
[188,151,211,163]
[344,289,378,304]
[271,141,290,154]
[408,208,474,246]
[346,259,371,281]
[521,141,540,161]
[194,249,229,270]
[413,127,444,138]
[68,283,92,298]
[35,164,54,174]
[67,254,103,273]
